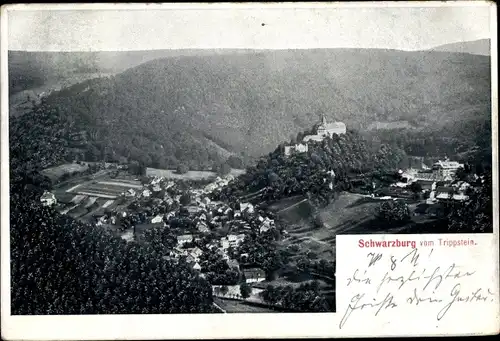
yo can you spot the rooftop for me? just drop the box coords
[243,268,266,277]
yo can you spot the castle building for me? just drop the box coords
[284,115,346,156]
[284,143,309,157]
[303,114,346,142]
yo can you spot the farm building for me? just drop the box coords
[227,234,245,247]
[434,187,469,203]
[177,234,194,246]
[243,268,266,283]
[151,215,164,224]
[40,191,57,207]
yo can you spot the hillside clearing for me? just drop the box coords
[145,168,245,180]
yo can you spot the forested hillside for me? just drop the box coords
[10,48,491,171]
[8,49,252,94]
[215,130,406,206]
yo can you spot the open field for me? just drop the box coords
[229,169,246,177]
[41,163,89,181]
[146,168,216,180]
[53,175,140,221]
[254,277,330,290]
[146,167,246,180]
[67,179,143,199]
[97,180,143,188]
[268,195,306,212]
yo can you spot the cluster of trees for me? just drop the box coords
[236,230,289,279]
[447,169,493,233]
[199,249,240,285]
[260,281,331,312]
[376,200,412,226]
[142,226,178,252]
[364,116,492,169]
[296,258,336,281]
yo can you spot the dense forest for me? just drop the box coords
[363,118,492,167]
[9,48,491,171]
[11,193,214,314]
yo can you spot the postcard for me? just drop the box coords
[1,1,498,339]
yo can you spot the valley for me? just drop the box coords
[8,40,493,315]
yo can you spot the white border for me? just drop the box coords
[3,1,495,10]
[1,2,498,340]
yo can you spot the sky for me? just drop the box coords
[6,3,494,52]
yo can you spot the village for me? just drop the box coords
[39,165,288,309]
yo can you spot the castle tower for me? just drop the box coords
[321,114,328,126]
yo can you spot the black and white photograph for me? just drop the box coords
[1,1,496,333]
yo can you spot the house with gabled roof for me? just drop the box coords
[243,268,266,283]
[40,191,57,207]
[177,234,194,246]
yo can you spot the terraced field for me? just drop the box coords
[68,179,143,199]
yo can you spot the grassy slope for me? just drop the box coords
[277,193,417,261]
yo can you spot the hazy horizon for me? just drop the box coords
[7,38,492,53]
[6,4,493,52]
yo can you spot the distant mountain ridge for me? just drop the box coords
[8,49,257,95]
[429,39,490,56]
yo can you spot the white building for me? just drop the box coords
[197,221,210,233]
[227,234,245,247]
[303,115,347,142]
[284,143,309,157]
[240,202,255,214]
[40,191,57,207]
[151,215,164,224]
[220,238,230,250]
[177,234,194,246]
[125,189,136,197]
[432,159,464,177]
